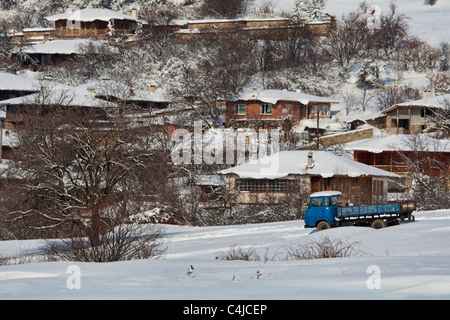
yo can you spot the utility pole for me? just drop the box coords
[316,112,320,150]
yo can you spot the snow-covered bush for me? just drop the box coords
[283,236,367,260]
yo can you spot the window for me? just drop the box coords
[322,105,328,116]
[310,198,322,207]
[260,103,272,115]
[236,179,296,193]
[314,105,320,116]
[324,197,331,207]
[234,104,246,115]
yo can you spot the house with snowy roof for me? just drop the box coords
[47,7,138,39]
[0,82,112,130]
[0,73,40,102]
[224,88,339,131]
[0,80,172,131]
[382,94,450,135]
[22,39,110,66]
[17,7,139,42]
[219,150,399,205]
[344,134,450,193]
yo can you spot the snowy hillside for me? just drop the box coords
[253,0,450,45]
[1,209,450,301]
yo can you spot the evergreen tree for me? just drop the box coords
[306,0,326,22]
[292,0,309,21]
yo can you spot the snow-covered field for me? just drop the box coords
[1,209,450,300]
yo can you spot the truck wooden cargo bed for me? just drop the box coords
[338,203,402,217]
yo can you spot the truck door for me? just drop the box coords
[309,197,324,225]
[323,197,334,225]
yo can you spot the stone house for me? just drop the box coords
[382,94,450,135]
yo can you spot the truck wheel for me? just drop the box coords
[317,221,330,231]
[371,219,385,229]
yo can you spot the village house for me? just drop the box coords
[0,80,172,131]
[382,94,450,135]
[344,134,450,193]
[21,39,110,67]
[79,80,171,111]
[225,88,339,131]
[0,82,112,131]
[15,7,139,43]
[219,150,399,206]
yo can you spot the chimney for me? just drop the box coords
[130,8,138,18]
[306,151,314,169]
[129,87,135,96]
[252,88,258,97]
[44,33,49,43]
[149,85,156,93]
[86,88,96,98]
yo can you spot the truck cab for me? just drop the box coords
[304,191,342,230]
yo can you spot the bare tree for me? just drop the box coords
[376,84,421,111]
[172,35,257,128]
[200,0,245,18]
[321,11,370,75]
[2,87,173,250]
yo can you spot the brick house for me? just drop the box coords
[225,88,338,130]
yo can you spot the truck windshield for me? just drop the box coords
[310,198,322,207]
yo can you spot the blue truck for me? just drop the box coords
[304,191,415,231]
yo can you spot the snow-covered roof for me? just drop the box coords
[0,80,171,108]
[195,174,225,186]
[0,82,108,108]
[2,131,19,148]
[383,94,450,113]
[78,80,171,103]
[228,89,338,105]
[310,191,342,197]
[45,8,137,23]
[23,39,105,55]
[345,134,450,153]
[0,73,40,92]
[219,150,399,179]
[170,16,289,26]
[22,27,55,33]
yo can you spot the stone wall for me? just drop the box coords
[319,127,373,147]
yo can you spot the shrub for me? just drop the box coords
[215,244,261,261]
[283,236,366,260]
[44,224,167,262]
